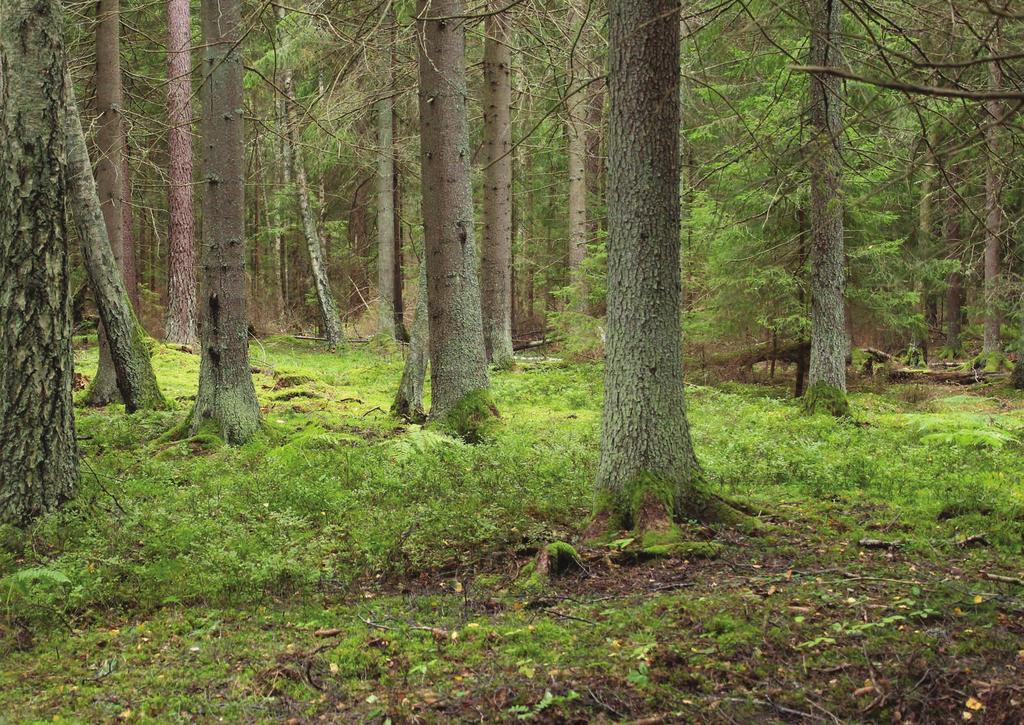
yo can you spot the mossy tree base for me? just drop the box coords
[801,382,850,417]
[431,388,499,443]
[586,473,761,562]
[973,351,1012,373]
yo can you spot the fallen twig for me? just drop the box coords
[985,572,1024,586]
[858,538,902,549]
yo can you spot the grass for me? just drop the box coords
[1,337,1023,722]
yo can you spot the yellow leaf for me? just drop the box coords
[453,581,463,593]
[973,595,984,604]
[966,697,984,711]
[329,663,339,674]
[962,711,973,721]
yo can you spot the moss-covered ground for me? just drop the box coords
[2,338,1023,722]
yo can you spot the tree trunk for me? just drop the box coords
[584,78,606,243]
[983,47,1004,356]
[277,8,343,348]
[480,1,515,366]
[393,262,429,423]
[376,12,397,338]
[0,0,79,524]
[65,81,166,412]
[87,0,131,406]
[944,162,964,356]
[594,0,746,537]
[804,0,848,416]
[188,0,261,444]
[121,153,141,312]
[164,0,198,345]
[393,157,407,340]
[416,0,496,435]
[566,68,587,277]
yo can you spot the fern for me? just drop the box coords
[910,414,1018,450]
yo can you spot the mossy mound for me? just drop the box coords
[972,351,1012,373]
[801,382,850,417]
[433,389,500,443]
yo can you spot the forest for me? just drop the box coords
[1,0,1024,721]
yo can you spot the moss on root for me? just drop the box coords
[432,388,500,443]
[587,472,761,553]
[801,382,850,417]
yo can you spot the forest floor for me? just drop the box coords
[2,338,1024,723]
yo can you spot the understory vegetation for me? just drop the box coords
[2,339,1022,722]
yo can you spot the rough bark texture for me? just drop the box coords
[983,50,1004,355]
[376,28,396,338]
[88,0,130,405]
[393,262,429,423]
[480,2,514,366]
[595,0,740,531]
[65,81,166,412]
[416,0,495,426]
[0,0,79,524]
[805,0,848,412]
[164,0,198,346]
[188,0,261,444]
[277,8,343,348]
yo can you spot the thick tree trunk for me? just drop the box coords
[0,0,79,524]
[804,0,848,416]
[416,0,496,435]
[594,0,745,536]
[376,17,397,338]
[480,2,515,366]
[65,81,166,412]
[277,8,343,348]
[393,263,429,423]
[164,0,198,345]
[983,50,1004,356]
[187,0,261,444]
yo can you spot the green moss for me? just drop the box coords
[1012,360,1024,389]
[543,541,581,576]
[973,351,1012,373]
[432,388,500,443]
[801,382,850,417]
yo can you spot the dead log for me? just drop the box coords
[886,368,1006,385]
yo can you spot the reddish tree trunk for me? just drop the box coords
[164,0,198,345]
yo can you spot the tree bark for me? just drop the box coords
[804,0,848,415]
[416,0,496,431]
[187,0,262,444]
[277,7,343,348]
[983,46,1004,356]
[164,0,198,346]
[120,152,140,312]
[944,162,964,356]
[393,156,407,340]
[594,0,744,535]
[65,80,166,413]
[0,0,79,524]
[87,0,131,406]
[566,67,587,277]
[376,12,397,338]
[480,1,515,366]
